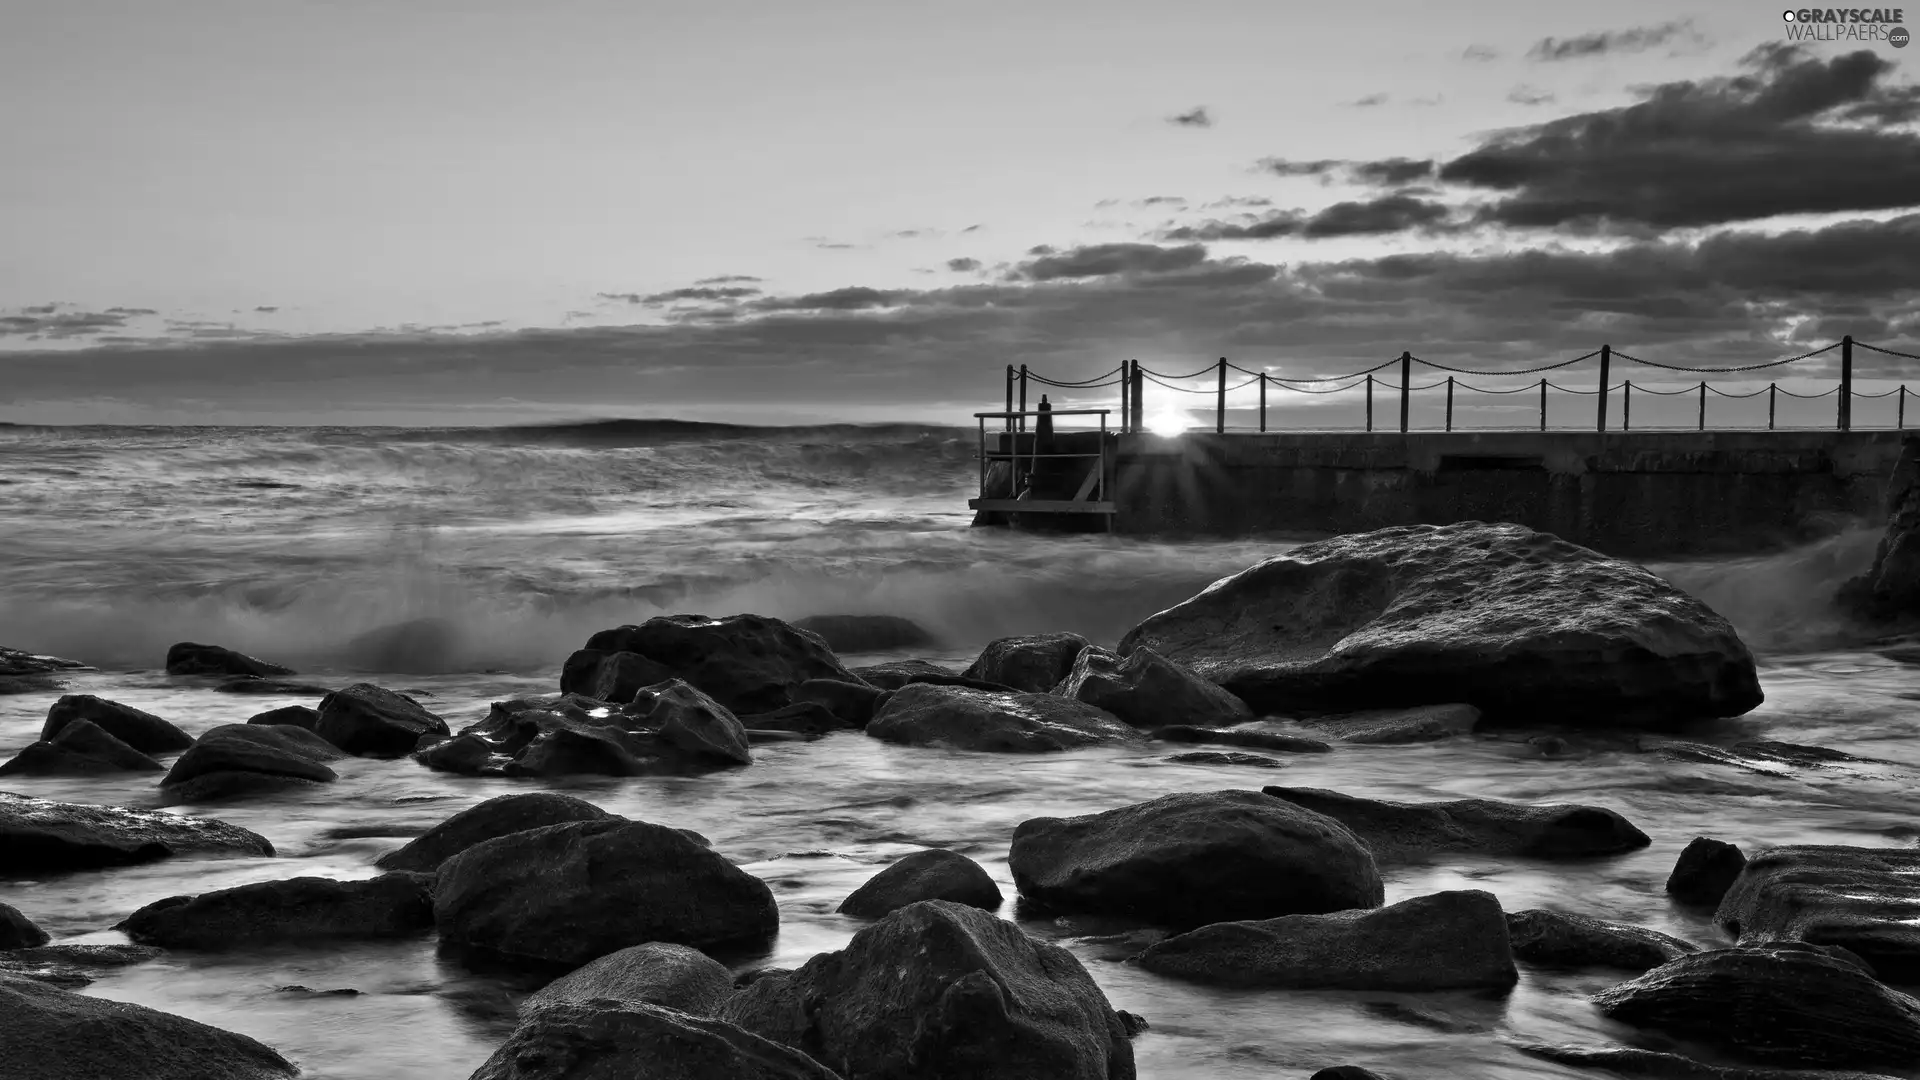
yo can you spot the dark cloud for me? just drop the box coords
[1017,243,1209,281]
[1161,194,1455,241]
[1136,196,1188,207]
[1528,19,1702,62]
[695,275,763,285]
[946,258,982,272]
[755,286,903,311]
[1203,196,1274,209]
[961,224,984,233]
[1507,85,1556,106]
[1168,106,1213,128]
[1260,159,1342,178]
[1346,93,1389,107]
[1350,158,1435,186]
[254,306,280,313]
[0,306,148,340]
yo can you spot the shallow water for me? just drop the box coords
[4,422,1919,1079]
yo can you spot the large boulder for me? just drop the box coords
[0,975,298,1080]
[1714,845,1920,981]
[838,849,1003,919]
[159,723,343,802]
[0,902,49,949]
[246,704,319,730]
[165,642,295,678]
[434,819,779,967]
[1260,787,1650,863]
[1009,790,1382,927]
[578,614,862,714]
[0,719,163,777]
[1055,645,1251,729]
[40,694,192,754]
[1836,433,1920,621]
[1592,942,1920,1068]
[472,1001,846,1080]
[1137,889,1517,991]
[1506,909,1698,971]
[566,650,678,705]
[867,684,1137,752]
[961,633,1092,693]
[315,683,448,757]
[419,689,751,779]
[119,873,433,949]
[1667,836,1747,908]
[522,942,736,1018]
[1117,522,1763,726]
[630,680,752,766]
[0,791,273,873]
[375,792,616,872]
[792,614,936,653]
[718,900,1134,1080]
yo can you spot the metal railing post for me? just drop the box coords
[1445,376,1454,431]
[1119,362,1129,433]
[1017,364,1029,433]
[1004,365,1014,432]
[1130,361,1143,432]
[1365,376,1374,432]
[1840,335,1854,431]
[1623,380,1632,431]
[1539,378,1547,432]
[1697,381,1706,430]
[1902,386,1908,431]
[1769,383,1777,430]
[1597,344,1611,432]
[1216,357,1227,434]
[1258,373,1267,432]
[1398,351,1411,433]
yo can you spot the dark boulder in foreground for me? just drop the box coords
[0,902,49,949]
[719,900,1135,1080]
[376,792,616,872]
[0,975,299,1079]
[578,614,862,714]
[315,682,448,757]
[246,704,319,730]
[475,1001,846,1080]
[838,849,1003,919]
[165,641,295,678]
[434,819,778,967]
[522,942,735,1018]
[1668,836,1747,908]
[0,719,164,777]
[0,791,274,874]
[1138,889,1517,991]
[0,646,88,694]
[1118,521,1763,727]
[1010,790,1382,927]
[1506,909,1697,971]
[1513,1042,1905,1080]
[1296,703,1481,744]
[1836,434,1920,622]
[1593,941,1920,1068]
[1055,645,1251,729]
[119,873,434,949]
[41,694,192,754]
[159,723,344,803]
[1260,786,1650,863]
[792,613,936,653]
[961,632,1092,693]
[1714,845,1920,981]
[868,684,1137,752]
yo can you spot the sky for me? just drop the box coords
[2,0,1918,426]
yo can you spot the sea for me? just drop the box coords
[2,419,1917,1080]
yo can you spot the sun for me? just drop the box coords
[1145,412,1189,437]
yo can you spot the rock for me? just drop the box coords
[1118,521,1763,727]
[432,690,753,778]
[523,942,736,1017]
[1138,889,1516,991]
[161,723,343,794]
[1668,836,1747,908]
[717,900,1134,1080]
[838,849,1003,919]
[867,683,1137,752]
[1164,751,1283,767]
[1148,724,1331,754]
[0,974,299,1079]
[735,702,850,736]
[246,704,319,730]
[435,819,779,967]
[0,719,164,776]
[506,717,654,779]
[961,632,1093,693]
[1506,909,1698,971]
[165,642,295,678]
[340,616,460,673]
[629,680,752,766]
[573,650,679,705]
[792,614,936,653]
[1310,1069,1388,1080]
[1298,703,1482,744]
[579,614,863,714]
[1010,790,1382,926]
[848,659,959,688]
[315,682,449,757]
[1836,434,1920,621]
[0,646,89,694]
[1260,786,1650,863]
[1512,1042,1908,1079]
[414,732,498,775]
[1714,845,1920,981]
[472,1001,846,1080]
[792,679,888,728]
[0,944,162,990]
[375,793,616,872]
[1592,942,1920,1068]
[1055,645,1252,729]
[0,902,49,949]
[40,694,192,754]
[119,873,433,949]
[0,791,273,872]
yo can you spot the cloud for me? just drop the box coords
[695,275,763,285]
[816,242,857,250]
[1507,85,1556,106]
[1136,196,1188,207]
[0,305,154,340]
[1527,19,1704,61]
[254,306,280,313]
[1202,196,1274,209]
[1017,243,1210,281]
[946,257,982,272]
[961,224,984,233]
[1161,194,1455,241]
[1462,44,1500,62]
[1346,93,1390,107]
[1167,106,1213,128]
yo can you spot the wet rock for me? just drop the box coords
[1117,521,1763,727]
[160,723,343,802]
[792,679,888,728]
[0,974,299,1079]
[0,791,274,873]
[1056,645,1252,729]
[629,679,752,766]
[837,849,1003,919]
[0,719,164,776]
[41,694,192,754]
[1714,845,1920,981]
[1260,786,1650,863]
[1512,1042,1906,1080]
[717,900,1134,1080]
[578,614,863,714]
[867,684,1138,752]
[522,942,735,1017]
[962,632,1093,693]
[246,704,319,730]
[1655,739,1886,774]
[434,819,779,967]
[1668,836,1747,908]
[0,902,49,949]
[430,688,752,778]
[1010,790,1382,927]
[1507,909,1698,971]
[314,682,450,757]
[1149,724,1331,754]
[1297,703,1482,744]
[0,944,163,989]
[0,646,88,694]
[792,613,936,653]
[850,660,1015,693]
[1310,1069,1388,1080]
[569,649,678,705]
[1164,751,1284,767]
[1836,434,1920,622]
[506,717,655,779]
[736,702,851,736]
[473,1001,847,1080]
[376,792,617,872]
[165,641,295,678]
[413,732,496,775]
[1138,889,1516,991]
[119,873,434,949]
[1592,941,1920,1069]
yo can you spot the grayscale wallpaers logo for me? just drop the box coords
[1782,8,1909,45]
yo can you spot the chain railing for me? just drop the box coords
[997,336,1920,434]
